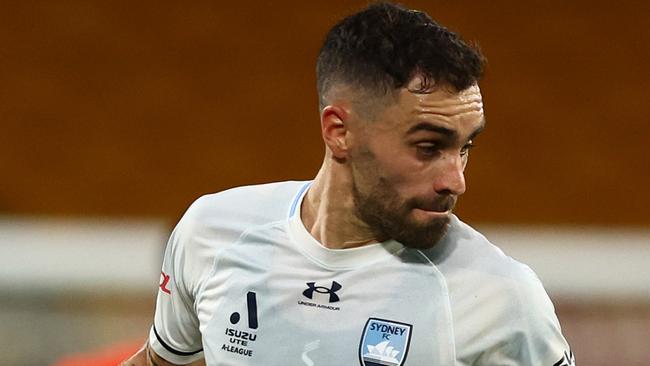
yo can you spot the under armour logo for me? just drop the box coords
[303,281,342,303]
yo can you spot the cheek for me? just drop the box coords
[358,139,430,196]
[372,154,432,199]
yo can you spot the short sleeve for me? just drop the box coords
[476,266,575,366]
[148,221,204,364]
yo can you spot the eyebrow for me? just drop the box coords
[406,122,458,138]
[406,119,486,141]
[468,121,486,140]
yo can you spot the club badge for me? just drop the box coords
[359,318,412,366]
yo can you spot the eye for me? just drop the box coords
[460,140,476,157]
[415,142,439,158]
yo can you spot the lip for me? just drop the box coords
[413,208,451,218]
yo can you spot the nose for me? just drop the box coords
[433,153,466,196]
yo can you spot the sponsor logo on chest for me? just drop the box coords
[221,291,259,358]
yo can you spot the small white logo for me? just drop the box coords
[301,339,320,366]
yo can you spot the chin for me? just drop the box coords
[394,215,450,250]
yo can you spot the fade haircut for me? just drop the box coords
[316,2,485,111]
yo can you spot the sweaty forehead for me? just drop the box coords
[365,85,484,139]
[403,82,483,117]
[365,81,485,138]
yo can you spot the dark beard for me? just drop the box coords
[352,178,453,250]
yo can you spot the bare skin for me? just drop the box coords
[304,77,485,249]
[121,76,485,365]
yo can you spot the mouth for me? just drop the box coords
[412,198,455,218]
[413,207,452,218]
[415,207,451,215]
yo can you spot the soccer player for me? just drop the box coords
[122,3,574,366]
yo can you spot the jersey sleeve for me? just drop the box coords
[148,208,205,364]
[477,266,575,366]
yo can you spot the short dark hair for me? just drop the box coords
[316,2,485,109]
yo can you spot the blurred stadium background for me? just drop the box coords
[1,1,648,365]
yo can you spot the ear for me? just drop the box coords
[320,105,351,159]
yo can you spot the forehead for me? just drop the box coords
[411,83,482,112]
[374,82,484,134]
[409,82,483,121]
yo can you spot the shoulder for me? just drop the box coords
[423,216,571,364]
[176,180,308,239]
[426,215,541,283]
[184,180,308,224]
[168,180,310,293]
[429,215,555,313]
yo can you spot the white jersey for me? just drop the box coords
[149,181,574,366]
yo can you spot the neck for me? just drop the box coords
[301,159,378,249]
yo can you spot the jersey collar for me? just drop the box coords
[287,181,404,269]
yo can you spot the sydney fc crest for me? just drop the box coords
[359,318,412,366]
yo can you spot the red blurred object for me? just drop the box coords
[52,341,142,366]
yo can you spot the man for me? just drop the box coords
[123,3,574,365]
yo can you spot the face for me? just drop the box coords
[347,80,485,249]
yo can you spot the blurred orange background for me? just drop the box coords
[2,0,648,226]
